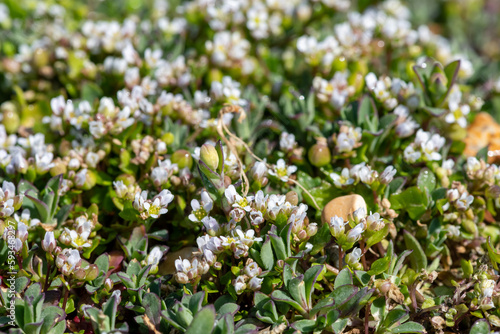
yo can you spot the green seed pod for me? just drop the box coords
[116,173,136,186]
[82,170,97,190]
[308,142,331,167]
[172,149,193,169]
[33,48,50,68]
[50,161,67,177]
[332,56,347,72]
[200,144,219,171]
[1,102,20,134]
[85,264,99,281]
[285,191,299,206]
[162,132,175,145]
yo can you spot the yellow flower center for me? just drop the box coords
[149,204,161,216]
[194,208,207,220]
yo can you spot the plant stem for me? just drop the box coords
[364,303,370,334]
[62,280,70,311]
[360,240,368,271]
[338,246,343,269]
[44,262,52,292]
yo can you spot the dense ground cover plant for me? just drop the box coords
[1,0,500,333]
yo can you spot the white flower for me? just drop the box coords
[366,212,384,231]
[403,145,421,163]
[42,231,56,253]
[113,181,128,198]
[346,223,365,244]
[336,132,355,153]
[380,166,397,184]
[35,152,55,174]
[14,208,40,228]
[16,222,28,243]
[346,247,362,266]
[244,262,262,278]
[56,248,82,276]
[456,193,473,211]
[395,118,419,138]
[466,157,481,173]
[234,276,247,294]
[329,216,346,237]
[330,168,355,188]
[146,246,163,273]
[248,276,264,291]
[251,160,268,183]
[268,159,297,183]
[144,197,168,219]
[234,228,263,247]
[74,168,88,188]
[85,152,100,168]
[280,132,296,151]
[446,87,470,128]
[201,216,220,235]
[133,190,148,211]
[1,199,15,217]
[189,191,213,222]
[224,185,253,211]
[352,207,367,223]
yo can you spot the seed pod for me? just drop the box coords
[172,149,193,169]
[308,142,331,167]
[200,144,219,171]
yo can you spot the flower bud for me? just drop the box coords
[297,229,308,241]
[380,166,397,184]
[104,278,113,292]
[486,185,500,199]
[306,223,318,237]
[74,268,87,280]
[42,231,56,253]
[1,102,20,134]
[172,150,193,170]
[85,264,99,281]
[285,191,298,206]
[68,158,80,170]
[33,48,50,68]
[200,144,219,171]
[175,272,189,284]
[308,142,331,167]
[50,161,67,177]
[162,132,175,145]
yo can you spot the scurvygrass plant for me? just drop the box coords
[1,0,500,333]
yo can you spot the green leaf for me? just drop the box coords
[143,293,162,326]
[486,236,500,270]
[288,276,307,309]
[365,224,390,249]
[310,223,331,256]
[271,290,307,315]
[185,305,216,334]
[270,233,287,261]
[334,268,353,288]
[260,236,274,271]
[304,265,323,308]
[292,319,317,332]
[330,285,358,309]
[383,308,409,329]
[390,321,426,333]
[331,318,349,334]
[470,319,490,334]
[390,186,429,220]
[188,291,205,315]
[367,256,390,276]
[416,168,436,193]
[403,231,428,272]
